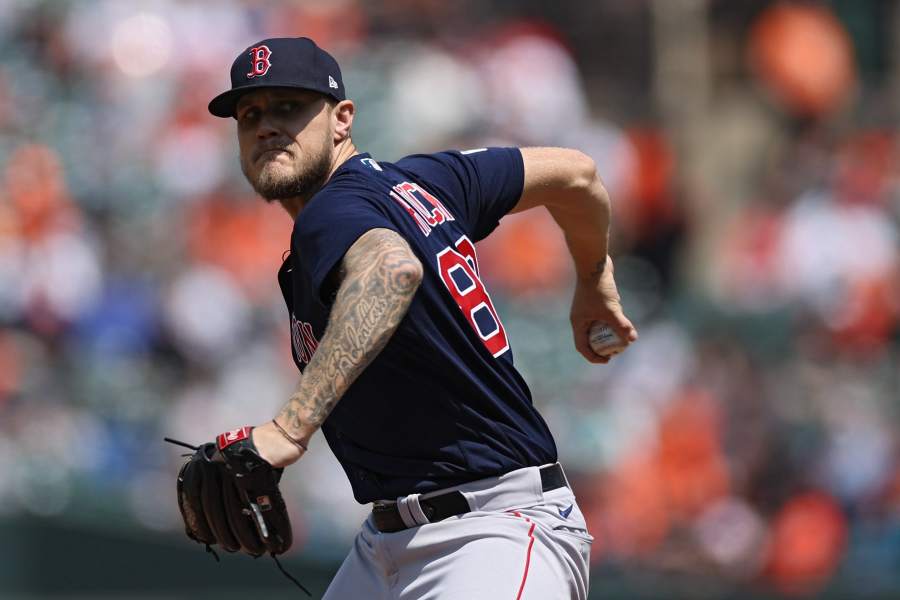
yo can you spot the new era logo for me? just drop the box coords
[328,75,338,89]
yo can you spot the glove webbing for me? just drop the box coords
[165,437,311,596]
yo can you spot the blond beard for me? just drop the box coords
[243,134,333,202]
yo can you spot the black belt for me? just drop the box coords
[371,464,567,533]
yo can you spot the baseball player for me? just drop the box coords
[206,37,637,599]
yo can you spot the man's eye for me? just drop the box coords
[276,101,298,115]
[238,107,260,123]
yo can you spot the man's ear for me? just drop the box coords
[333,99,355,143]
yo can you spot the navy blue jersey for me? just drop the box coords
[278,148,557,503]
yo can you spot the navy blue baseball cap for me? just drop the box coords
[208,37,346,118]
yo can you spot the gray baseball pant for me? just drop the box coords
[322,464,593,599]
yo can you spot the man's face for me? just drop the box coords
[236,88,334,202]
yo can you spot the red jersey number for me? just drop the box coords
[437,235,510,358]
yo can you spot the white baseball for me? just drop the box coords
[588,322,626,357]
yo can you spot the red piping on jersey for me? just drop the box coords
[511,511,536,600]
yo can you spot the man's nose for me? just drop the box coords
[256,112,279,139]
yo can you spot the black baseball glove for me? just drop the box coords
[171,427,293,557]
[167,428,309,595]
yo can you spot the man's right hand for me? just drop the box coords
[570,256,638,364]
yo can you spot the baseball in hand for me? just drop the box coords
[588,322,626,357]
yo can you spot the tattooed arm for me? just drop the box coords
[253,228,423,467]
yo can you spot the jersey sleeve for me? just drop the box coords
[401,147,524,241]
[294,190,397,304]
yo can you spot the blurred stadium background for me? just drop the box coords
[1,0,899,598]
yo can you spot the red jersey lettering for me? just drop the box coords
[389,181,455,236]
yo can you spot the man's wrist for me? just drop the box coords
[276,390,324,443]
[275,412,317,448]
[252,421,305,467]
[576,256,609,283]
[271,418,308,453]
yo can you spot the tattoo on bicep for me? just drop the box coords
[279,229,422,429]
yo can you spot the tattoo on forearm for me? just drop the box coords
[589,258,607,279]
[279,228,422,432]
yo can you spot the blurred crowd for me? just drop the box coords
[1,0,899,597]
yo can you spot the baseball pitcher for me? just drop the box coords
[173,36,638,599]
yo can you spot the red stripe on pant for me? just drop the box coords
[510,511,537,600]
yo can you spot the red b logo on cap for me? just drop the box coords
[247,45,272,78]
